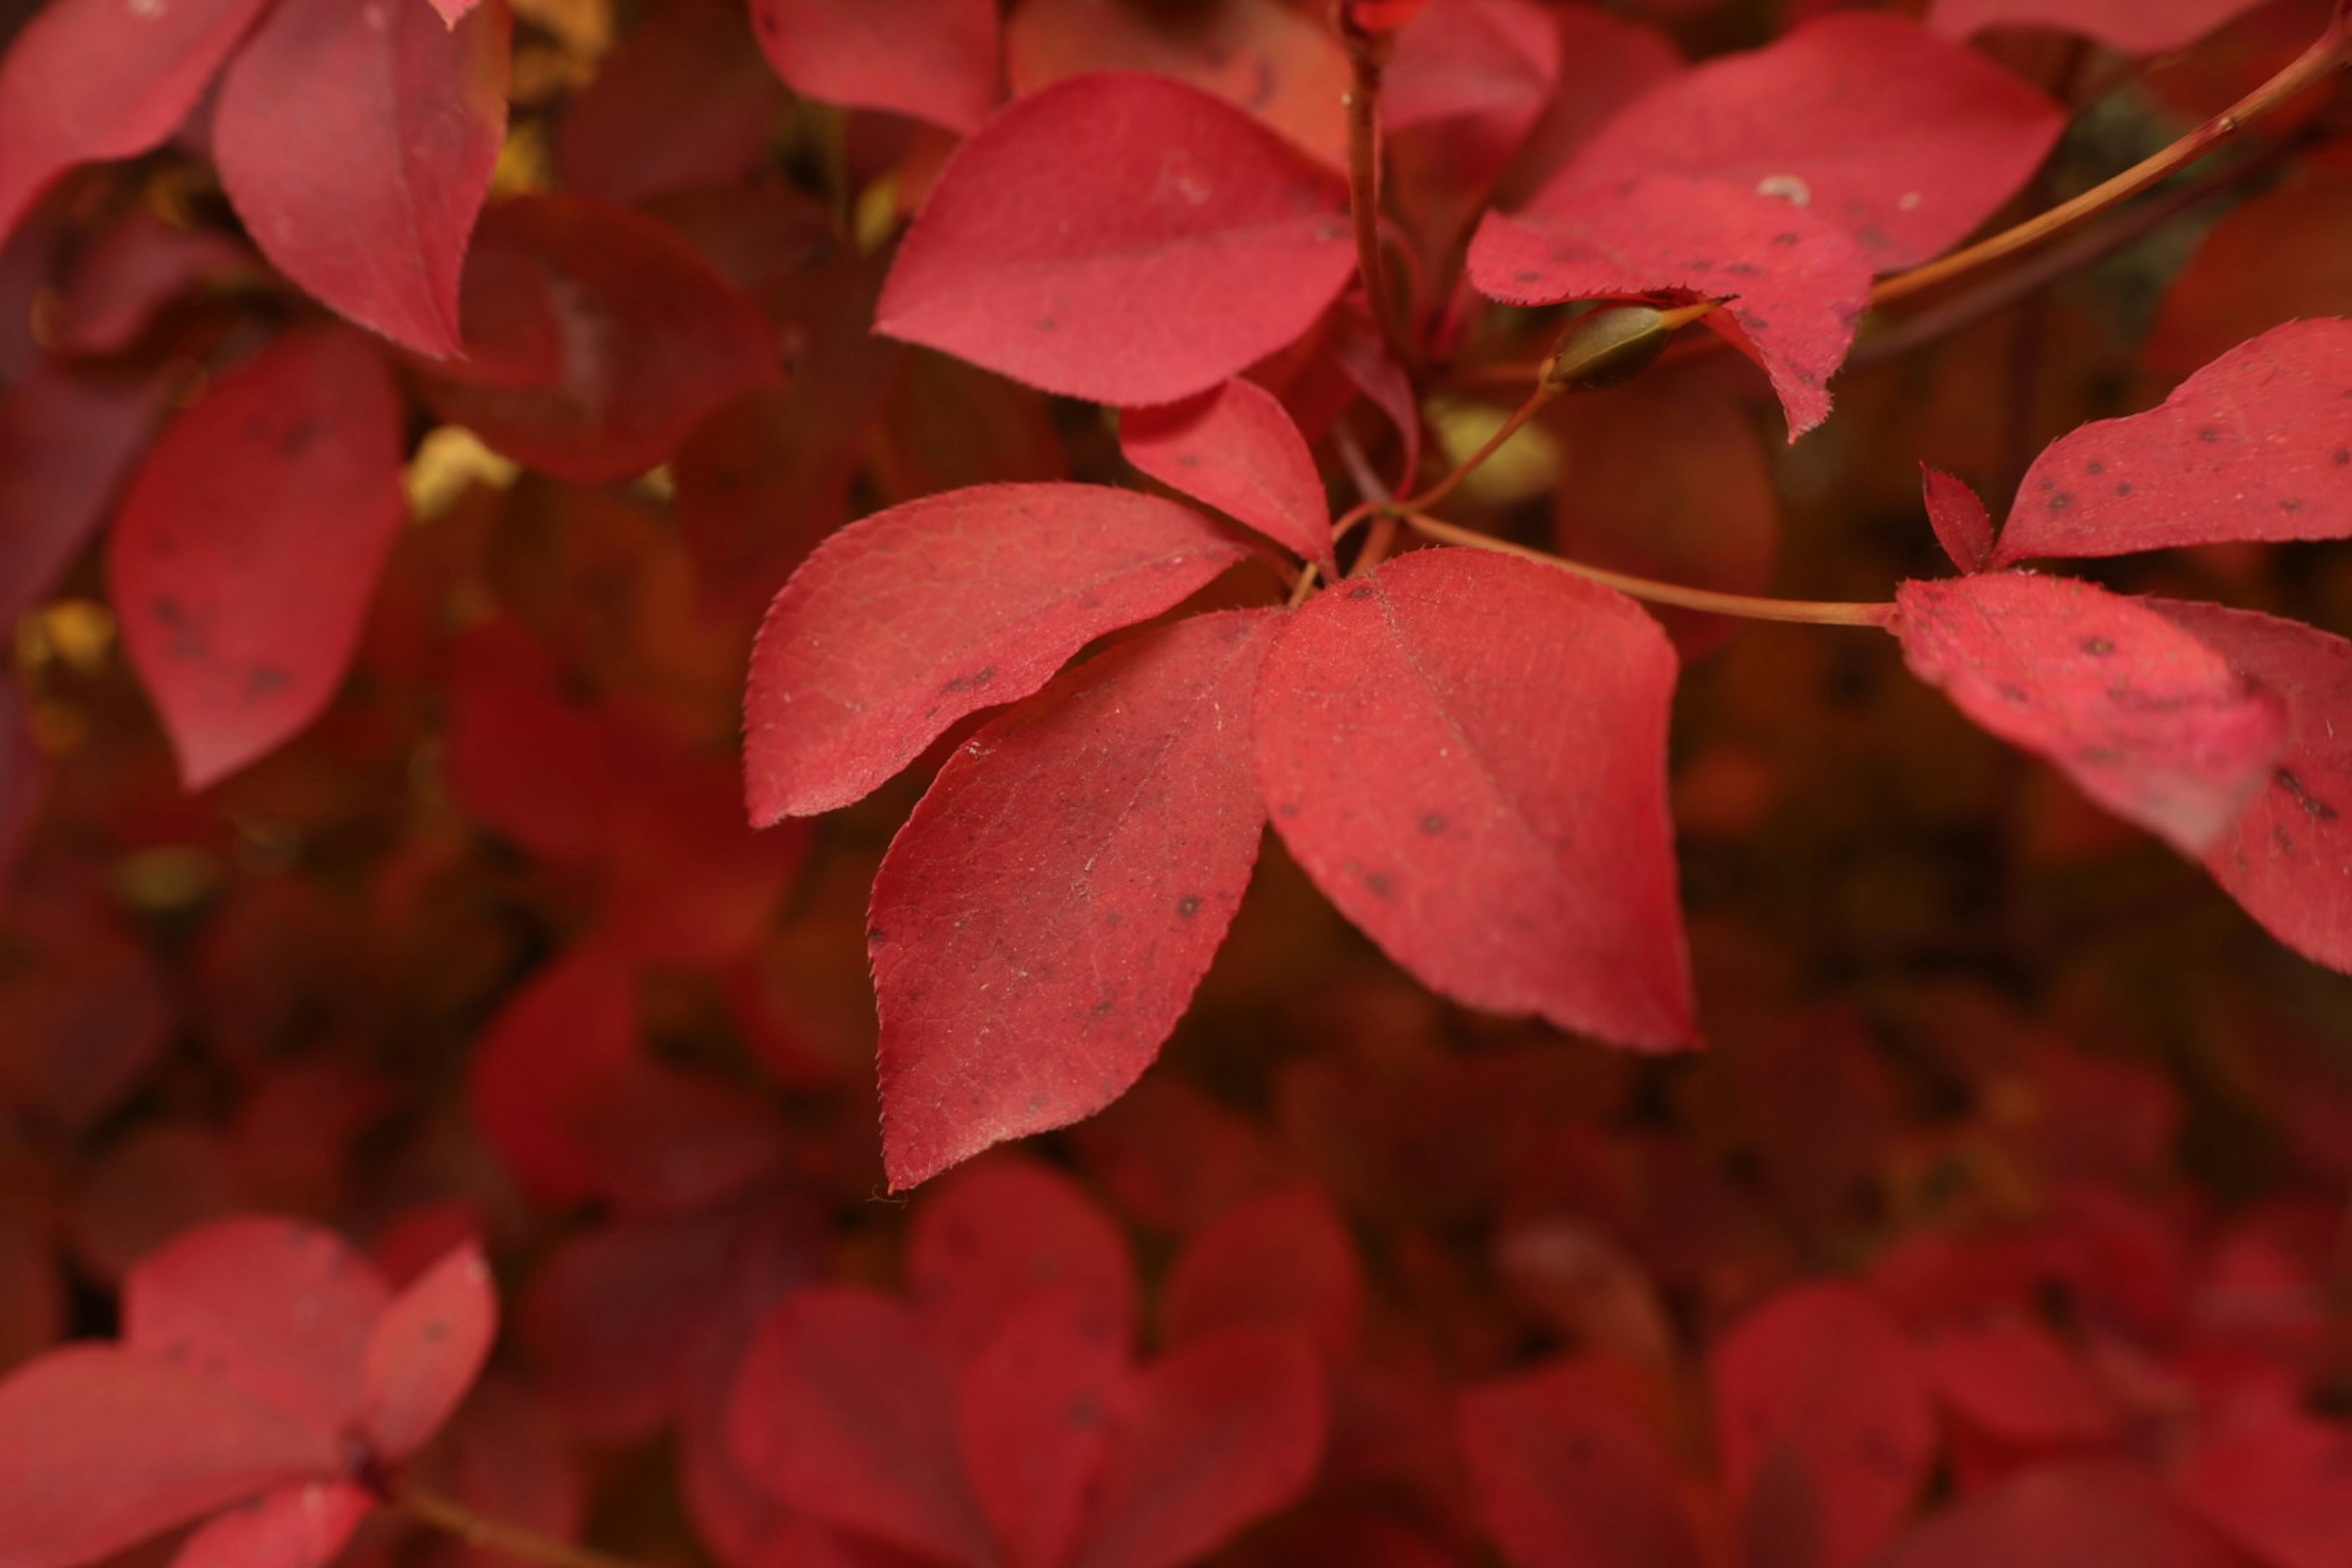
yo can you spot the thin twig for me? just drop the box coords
[394,1485,657,1568]
[1345,35,1407,357]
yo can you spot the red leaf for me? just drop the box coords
[727,1288,995,1568]
[169,1480,372,1568]
[744,483,1248,822]
[1930,0,2272,56]
[1005,0,1348,169]
[872,609,1283,1187]
[417,194,778,483]
[1458,1360,1702,1568]
[46,208,254,357]
[1121,380,1336,571]
[107,326,407,788]
[1921,466,1994,575]
[2180,1397,2352,1568]
[875,73,1355,406]
[1878,1463,2249,1568]
[1710,1283,1937,1568]
[213,0,510,356]
[0,0,275,243]
[0,361,170,630]
[1164,1186,1362,1355]
[361,1242,497,1458]
[1254,549,1695,1047]
[1990,319,2352,565]
[751,0,1000,134]
[957,1292,1126,1568]
[2145,600,2352,973]
[123,1215,390,1438]
[1064,1076,1288,1235]
[0,1346,342,1568]
[1491,6,1680,211]
[554,0,786,204]
[1068,1329,1323,1568]
[1921,1315,2117,1446]
[1469,177,1870,437]
[1387,0,1556,130]
[904,1155,1139,1365]
[1542,14,2063,271]
[1893,574,2286,856]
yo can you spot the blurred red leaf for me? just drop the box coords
[1991,319,2352,565]
[360,1243,499,1458]
[213,0,510,356]
[45,208,252,356]
[1878,1463,2252,1568]
[1164,1186,1362,1355]
[555,0,785,204]
[875,73,1355,406]
[2180,1395,2352,1568]
[751,0,1000,134]
[1255,549,1695,1046]
[1121,380,1336,572]
[744,483,1248,822]
[1930,0,2274,55]
[1894,573,2286,856]
[904,1155,1138,1363]
[169,1480,373,1568]
[957,1291,1125,1568]
[872,610,1281,1188]
[108,325,407,788]
[1923,1314,2119,1447]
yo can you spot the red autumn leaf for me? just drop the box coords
[168,1480,373,1568]
[957,1291,1125,1568]
[360,1242,499,1458]
[869,606,1279,1186]
[875,73,1356,406]
[1711,1283,1938,1568]
[1254,549,1695,1047]
[107,325,407,789]
[0,361,170,630]
[1005,0,1349,169]
[415,194,778,483]
[1921,1314,2118,1446]
[904,1156,1139,1365]
[1491,5,1681,211]
[1929,0,2273,56]
[0,1346,343,1568]
[2180,1396,2352,1568]
[1990,319,2352,565]
[2146,599,2352,973]
[212,0,510,357]
[1921,465,1995,574]
[1065,1329,1325,1568]
[1458,1360,1703,1568]
[1065,1076,1289,1234]
[45,208,254,357]
[1385,0,1559,252]
[750,0,1000,134]
[1163,1186,1363,1355]
[1893,573,2287,856]
[1877,1463,2250,1568]
[744,483,1249,823]
[1469,176,1871,436]
[1121,380,1337,572]
[727,1287,997,1568]
[554,0,785,205]
[0,0,275,243]
[1541,14,2062,272]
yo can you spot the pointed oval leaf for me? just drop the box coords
[1469,176,1871,437]
[169,1480,373,1568]
[745,483,1248,823]
[1894,574,2286,856]
[361,1242,498,1458]
[1068,1329,1324,1568]
[0,363,171,630]
[1711,1284,1937,1568]
[873,609,1282,1188]
[957,1291,1127,1568]
[1991,319,2352,565]
[1164,1186,1362,1355]
[124,1215,390,1438]
[108,326,407,788]
[876,72,1355,406]
[2146,599,2352,974]
[1929,0,2272,56]
[905,1155,1140,1363]
[751,0,998,133]
[1458,1361,1703,1568]
[1921,1316,2116,1446]
[1920,466,1994,574]
[213,0,510,356]
[1547,14,2063,271]
[1880,1463,2249,1568]
[726,1288,995,1568]
[1121,381,1336,571]
[1255,549,1695,1046]
[0,1346,343,1568]
[0,0,276,243]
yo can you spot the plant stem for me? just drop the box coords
[1410,383,1557,514]
[1345,35,1406,357]
[1401,512,1896,627]
[394,1485,656,1568]
[1872,16,2351,306]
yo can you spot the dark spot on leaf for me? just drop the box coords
[1513,269,1543,284]
[2334,449,2349,466]
[1362,870,1395,899]
[1735,313,1769,331]
[2198,427,2221,443]
[1104,908,1122,927]
[2277,768,2339,821]
[1276,801,1300,818]
[2048,492,2073,511]
[1067,1396,1103,1428]
[1344,587,1376,600]
[939,666,997,695]
[1175,894,1204,920]
[1685,258,1714,271]
[2282,498,2304,513]
[1997,682,2029,703]
[1419,812,1447,834]
[1036,317,1057,333]
[1772,232,1801,246]
[1725,261,1760,277]
[2116,481,2133,496]
[244,665,290,698]
[1090,997,1116,1017]
[422,1319,448,1343]
[2086,461,2105,475]
[2081,636,2114,656]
